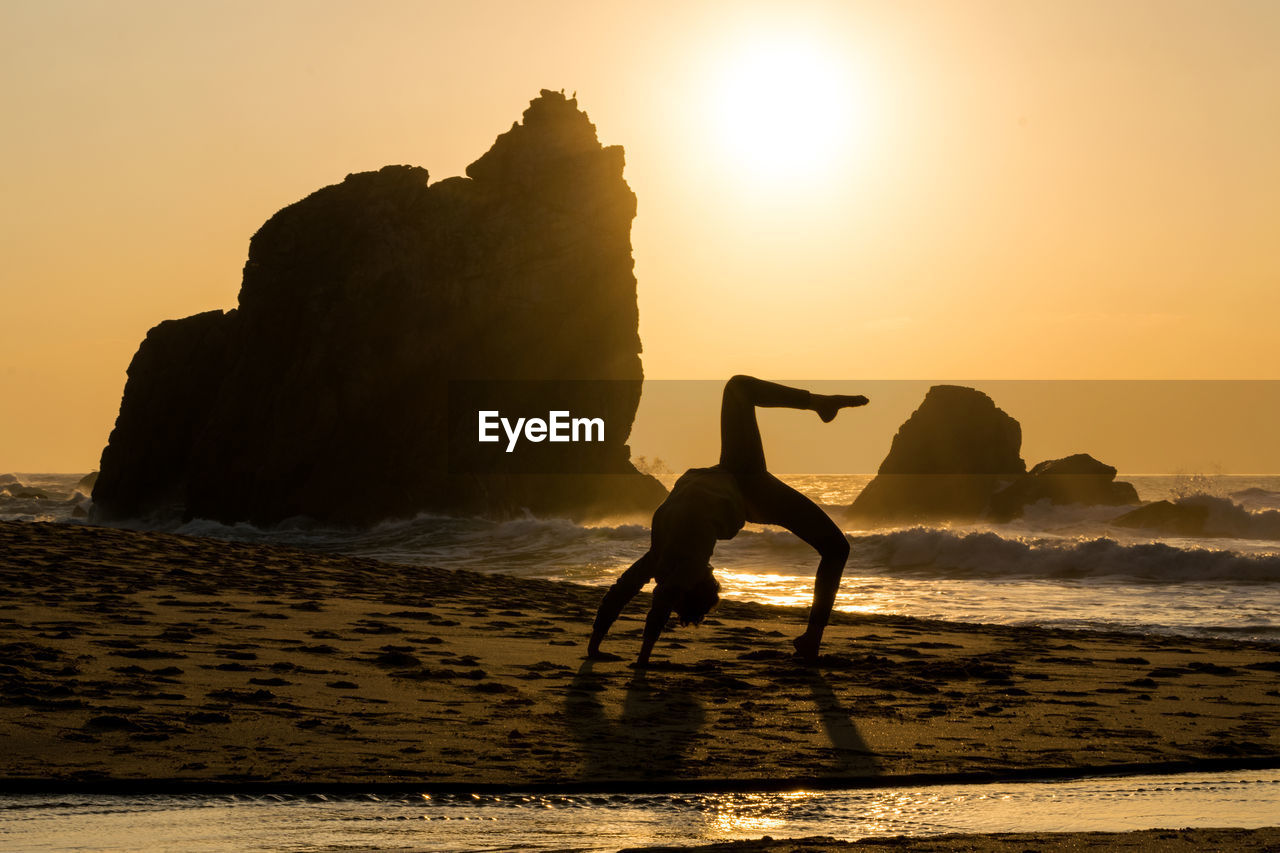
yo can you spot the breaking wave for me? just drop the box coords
[162,508,1280,585]
[860,527,1280,583]
[1177,494,1280,540]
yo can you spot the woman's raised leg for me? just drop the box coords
[719,375,818,473]
[719,375,868,473]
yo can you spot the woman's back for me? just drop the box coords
[658,465,747,542]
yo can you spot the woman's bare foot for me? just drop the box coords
[814,394,870,423]
[792,632,821,659]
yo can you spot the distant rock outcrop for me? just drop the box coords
[1112,500,1209,536]
[1113,494,1280,540]
[848,386,1139,522]
[93,90,666,525]
[1,483,50,500]
[848,385,1026,521]
[989,454,1140,521]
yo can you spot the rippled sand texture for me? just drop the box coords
[2,519,1280,787]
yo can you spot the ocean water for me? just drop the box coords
[3,472,1280,640]
[3,770,1280,851]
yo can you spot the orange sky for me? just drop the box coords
[2,1,1278,472]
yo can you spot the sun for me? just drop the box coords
[708,36,865,184]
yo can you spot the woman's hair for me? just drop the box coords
[673,569,721,627]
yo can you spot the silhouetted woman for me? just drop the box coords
[587,375,867,667]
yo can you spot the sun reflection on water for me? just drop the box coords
[713,570,910,617]
[706,791,811,836]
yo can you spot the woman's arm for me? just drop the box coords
[587,551,654,659]
[635,585,676,668]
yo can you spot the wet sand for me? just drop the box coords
[625,827,1280,851]
[3,518,1280,790]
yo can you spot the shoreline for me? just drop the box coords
[7,517,1279,652]
[2,755,1279,796]
[3,518,1280,791]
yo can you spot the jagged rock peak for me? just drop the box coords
[467,89,621,187]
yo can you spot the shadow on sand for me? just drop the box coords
[564,658,879,782]
[565,661,707,781]
[803,666,880,777]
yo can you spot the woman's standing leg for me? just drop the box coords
[742,474,850,658]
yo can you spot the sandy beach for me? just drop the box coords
[622,827,1280,851]
[3,517,1279,792]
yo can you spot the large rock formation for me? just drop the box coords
[848,386,1139,523]
[848,385,1026,521]
[94,91,667,525]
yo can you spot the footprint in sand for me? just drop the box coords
[207,688,279,704]
[371,648,421,668]
[352,620,404,635]
[288,600,324,612]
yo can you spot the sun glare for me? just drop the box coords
[709,36,864,185]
